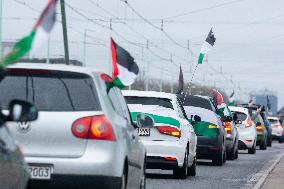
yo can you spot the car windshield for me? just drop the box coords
[125,96,177,119]
[180,95,215,112]
[268,119,279,124]
[125,96,173,109]
[231,111,247,121]
[0,69,101,111]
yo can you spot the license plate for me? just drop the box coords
[136,128,150,136]
[28,166,52,180]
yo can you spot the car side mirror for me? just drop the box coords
[8,100,38,122]
[193,115,201,122]
[136,113,154,128]
[235,120,242,124]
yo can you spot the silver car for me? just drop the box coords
[2,63,146,189]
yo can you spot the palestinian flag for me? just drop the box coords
[176,66,184,94]
[110,38,139,88]
[211,89,223,106]
[0,0,58,68]
[198,28,216,64]
[229,91,235,106]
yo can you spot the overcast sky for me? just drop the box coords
[3,0,284,109]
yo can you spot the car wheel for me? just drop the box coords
[139,160,146,189]
[267,137,272,147]
[223,150,226,164]
[260,138,267,150]
[212,152,223,166]
[120,167,127,189]
[188,156,196,176]
[248,141,256,154]
[173,150,188,179]
[234,149,239,159]
[227,148,235,160]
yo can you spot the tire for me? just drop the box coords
[223,150,226,164]
[188,156,196,176]
[234,149,239,159]
[260,138,267,150]
[173,150,188,179]
[267,136,272,147]
[120,167,127,189]
[248,141,256,154]
[212,152,223,166]
[227,148,235,160]
[139,160,146,189]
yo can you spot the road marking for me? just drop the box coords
[251,152,284,189]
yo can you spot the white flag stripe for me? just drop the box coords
[200,41,213,54]
[117,64,137,86]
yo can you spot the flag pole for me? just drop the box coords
[60,0,70,65]
[0,0,3,59]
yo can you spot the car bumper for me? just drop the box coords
[146,156,178,170]
[28,174,122,189]
[196,136,222,159]
[24,141,126,179]
[142,140,186,168]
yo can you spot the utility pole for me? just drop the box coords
[60,0,69,65]
[46,35,50,64]
[83,29,87,66]
[0,0,3,58]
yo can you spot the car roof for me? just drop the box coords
[236,103,266,112]
[229,106,249,114]
[7,63,104,76]
[122,90,176,100]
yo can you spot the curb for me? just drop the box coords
[252,152,284,189]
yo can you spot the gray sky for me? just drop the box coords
[3,0,284,109]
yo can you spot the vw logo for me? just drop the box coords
[17,122,31,133]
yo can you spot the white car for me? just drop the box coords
[268,116,284,143]
[123,90,197,179]
[229,106,257,154]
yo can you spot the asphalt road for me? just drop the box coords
[146,142,284,189]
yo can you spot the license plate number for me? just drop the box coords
[136,128,150,136]
[28,166,52,180]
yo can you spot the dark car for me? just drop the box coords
[179,95,226,166]
[0,100,38,189]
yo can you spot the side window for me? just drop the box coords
[115,89,132,124]
[108,87,124,117]
[176,99,186,119]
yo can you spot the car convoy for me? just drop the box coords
[0,63,283,189]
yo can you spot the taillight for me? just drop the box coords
[225,122,232,134]
[256,125,264,132]
[71,115,116,141]
[272,124,282,129]
[244,118,253,128]
[157,126,181,138]
[164,157,177,161]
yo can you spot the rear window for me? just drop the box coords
[0,69,101,111]
[125,96,173,109]
[179,95,215,112]
[268,119,279,124]
[231,111,247,121]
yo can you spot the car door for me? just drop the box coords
[176,98,196,162]
[113,88,142,188]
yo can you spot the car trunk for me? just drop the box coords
[8,111,103,158]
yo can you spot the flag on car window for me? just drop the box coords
[0,0,58,68]
[229,91,235,106]
[198,28,216,64]
[110,37,139,88]
[176,66,184,94]
[212,89,223,106]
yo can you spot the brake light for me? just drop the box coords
[244,118,253,128]
[245,139,253,142]
[225,122,232,134]
[256,125,264,132]
[71,115,116,141]
[157,126,181,138]
[164,157,177,161]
